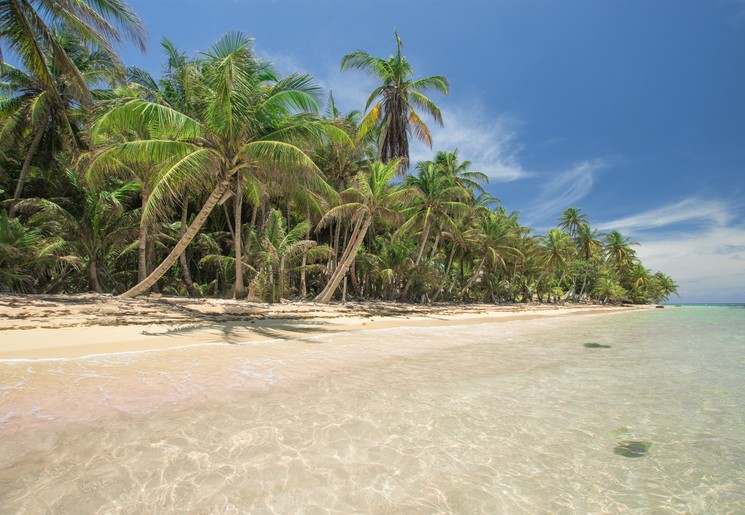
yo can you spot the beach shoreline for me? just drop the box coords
[0,294,652,360]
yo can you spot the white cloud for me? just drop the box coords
[634,224,745,302]
[598,198,733,232]
[598,198,745,302]
[410,105,530,182]
[523,160,605,225]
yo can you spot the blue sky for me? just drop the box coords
[119,0,745,302]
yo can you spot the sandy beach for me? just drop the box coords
[0,294,645,360]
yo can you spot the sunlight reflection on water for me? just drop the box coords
[1,308,744,512]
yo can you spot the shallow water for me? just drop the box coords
[1,308,744,513]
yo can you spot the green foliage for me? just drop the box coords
[0,19,676,303]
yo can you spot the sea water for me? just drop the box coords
[1,307,744,513]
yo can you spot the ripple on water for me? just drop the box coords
[0,309,744,512]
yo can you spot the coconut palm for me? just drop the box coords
[558,206,587,238]
[340,31,449,167]
[89,33,342,298]
[434,149,488,195]
[399,159,471,298]
[1,27,120,216]
[574,222,604,299]
[21,169,138,292]
[539,228,575,301]
[315,159,408,303]
[0,0,145,110]
[249,208,327,302]
[604,230,638,275]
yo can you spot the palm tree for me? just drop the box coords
[604,230,638,276]
[1,27,119,216]
[250,208,327,302]
[434,149,488,195]
[0,0,145,111]
[558,206,587,238]
[399,159,471,298]
[315,159,408,303]
[574,222,603,299]
[89,33,342,298]
[539,228,575,302]
[340,31,449,167]
[22,170,138,292]
[650,272,678,303]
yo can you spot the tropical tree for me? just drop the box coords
[558,206,587,238]
[20,170,137,292]
[1,27,120,216]
[434,149,488,195]
[604,230,638,276]
[574,222,604,299]
[399,159,471,298]
[315,159,408,303]
[538,228,575,301]
[0,0,145,110]
[249,208,327,302]
[340,31,449,167]
[89,33,341,298]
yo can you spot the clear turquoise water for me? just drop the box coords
[1,307,744,512]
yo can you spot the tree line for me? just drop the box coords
[0,2,677,304]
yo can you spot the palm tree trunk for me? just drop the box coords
[178,197,198,296]
[88,259,103,293]
[233,179,247,299]
[579,265,589,300]
[401,220,430,298]
[315,215,371,304]
[461,259,486,298]
[137,188,149,284]
[9,123,45,218]
[299,208,310,298]
[431,244,456,302]
[119,180,230,298]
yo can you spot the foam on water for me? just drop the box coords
[1,308,744,512]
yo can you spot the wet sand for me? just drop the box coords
[0,294,643,359]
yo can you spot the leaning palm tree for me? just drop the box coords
[340,31,449,168]
[1,26,120,216]
[314,159,408,304]
[0,0,145,110]
[89,32,342,298]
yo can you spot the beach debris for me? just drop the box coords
[614,440,652,458]
[584,342,612,349]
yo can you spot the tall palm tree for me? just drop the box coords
[434,149,488,195]
[89,32,341,298]
[539,228,575,301]
[574,222,603,299]
[604,229,638,276]
[558,206,587,238]
[340,31,449,168]
[314,159,408,303]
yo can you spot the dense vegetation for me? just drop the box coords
[0,4,677,304]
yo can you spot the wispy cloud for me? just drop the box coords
[598,198,733,232]
[523,159,606,225]
[409,104,531,182]
[598,197,745,302]
[634,224,745,302]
